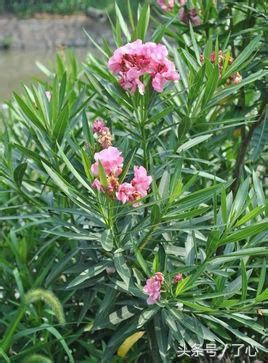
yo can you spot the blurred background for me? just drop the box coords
[0,0,139,102]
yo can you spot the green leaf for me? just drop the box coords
[208,70,267,107]
[67,261,110,288]
[108,306,137,326]
[119,148,136,183]
[154,314,168,363]
[115,3,131,41]
[257,259,266,296]
[151,204,161,225]
[224,269,252,294]
[256,288,268,303]
[234,206,264,227]
[58,144,94,194]
[177,134,212,153]
[241,260,248,300]
[101,229,114,251]
[22,355,53,363]
[81,149,93,181]
[159,170,170,200]
[176,183,225,211]
[53,103,69,142]
[98,161,108,188]
[45,249,79,286]
[135,248,150,276]
[202,64,219,107]
[189,23,200,63]
[218,222,268,246]
[114,250,132,285]
[223,35,261,79]
[175,276,191,296]
[13,92,46,132]
[134,4,150,41]
[45,325,74,363]
[250,105,268,161]
[13,163,27,188]
[203,315,267,351]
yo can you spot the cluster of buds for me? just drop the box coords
[200,50,242,85]
[143,272,183,305]
[179,7,202,26]
[157,1,202,27]
[93,119,112,149]
[91,119,152,206]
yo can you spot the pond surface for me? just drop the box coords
[0,47,88,102]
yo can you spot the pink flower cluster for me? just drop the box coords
[157,0,186,11]
[157,1,202,26]
[143,272,164,305]
[108,40,179,94]
[179,7,202,26]
[91,121,152,206]
[116,166,152,206]
[157,0,175,11]
[93,119,112,149]
[143,272,183,304]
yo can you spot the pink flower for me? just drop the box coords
[179,7,202,26]
[151,59,179,92]
[93,119,106,134]
[108,40,179,94]
[157,0,186,11]
[189,8,202,26]
[173,273,183,283]
[116,182,135,204]
[143,272,164,305]
[92,178,103,191]
[91,146,123,177]
[155,272,165,284]
[115,166,152,206]
[131,166,152,197]
[157,0,175,11]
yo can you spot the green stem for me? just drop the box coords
[108,199,119,249]
[139,224,158,251]
[134,94,149,169]
[0,305,26,353]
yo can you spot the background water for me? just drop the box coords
[0,48,88,102]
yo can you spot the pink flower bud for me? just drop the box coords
[173,273,183,283]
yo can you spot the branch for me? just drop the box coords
[231,106,265,195]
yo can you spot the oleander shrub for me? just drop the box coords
[0,1,267,362]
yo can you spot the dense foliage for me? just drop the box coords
[0,0,267,362]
